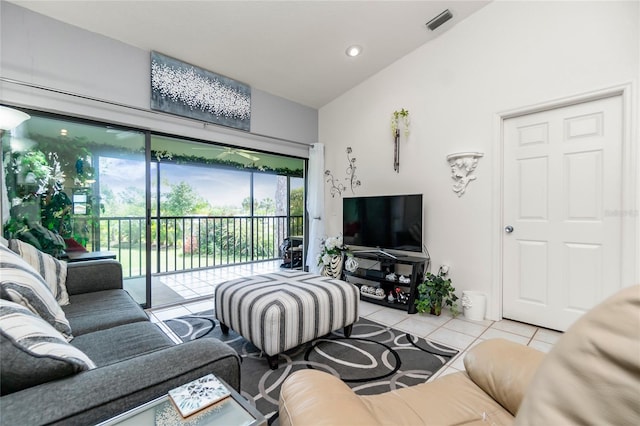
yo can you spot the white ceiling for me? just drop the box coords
[9,1,490,109]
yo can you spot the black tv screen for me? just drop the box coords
[343,194,423,252]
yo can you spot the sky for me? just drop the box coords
[99,157,302,208]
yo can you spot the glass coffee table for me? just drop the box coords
[97,379,266,426]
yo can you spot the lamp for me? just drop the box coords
[0,106,30,130]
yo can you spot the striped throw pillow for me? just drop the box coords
[0,245,73,341]
[9,239,70,306]
[0,300,95,395]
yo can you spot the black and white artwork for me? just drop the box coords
[151,51,251,131]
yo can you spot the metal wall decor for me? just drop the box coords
[391,109,410,172]
[446,152,484,197]
[324,147,361,198]
[151,51,251,131]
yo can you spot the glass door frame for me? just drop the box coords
[2,106,306,309]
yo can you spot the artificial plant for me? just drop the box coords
[415,270,460,316]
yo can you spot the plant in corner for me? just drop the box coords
[415,270,460,317]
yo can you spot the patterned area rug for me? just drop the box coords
[164,311,458,424]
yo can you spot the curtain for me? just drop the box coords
[306,143,325,273]
[1,154,10,226]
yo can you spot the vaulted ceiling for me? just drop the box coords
[10,1,490,109]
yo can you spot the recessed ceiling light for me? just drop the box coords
[345,45,362,57]
[60,129,68,136]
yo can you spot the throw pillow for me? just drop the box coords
[0,245,73,341]
[9,239,70,306]
[0,299,95,395]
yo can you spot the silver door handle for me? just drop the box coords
[505,225,514,233]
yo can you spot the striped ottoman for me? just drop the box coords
[214,270,359,369]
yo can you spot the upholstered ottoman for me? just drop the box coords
[214,270,359,369]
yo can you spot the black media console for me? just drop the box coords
[344,251,429,314]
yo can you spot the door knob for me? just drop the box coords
[505,225,514,233]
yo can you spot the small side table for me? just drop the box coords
[96,378,266,426]
[63,251,117,263]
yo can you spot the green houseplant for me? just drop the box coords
[415,271,460,316]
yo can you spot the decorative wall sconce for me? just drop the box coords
[446,152,484,197]
[325,146,361,198]
[391,109,410,173]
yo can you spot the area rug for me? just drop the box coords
[164,311,458,424]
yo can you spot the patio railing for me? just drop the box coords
[94,215,304,277]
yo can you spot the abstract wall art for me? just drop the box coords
[151,51,251,131]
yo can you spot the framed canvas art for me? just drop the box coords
[151,51,251,131]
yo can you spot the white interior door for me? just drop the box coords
[502,95,624,331]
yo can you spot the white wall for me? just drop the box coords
[319,0,639,319]
[0,1,317,158]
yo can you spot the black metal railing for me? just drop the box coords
[96,215,304,277]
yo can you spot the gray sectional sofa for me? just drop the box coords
[0,259,240,426]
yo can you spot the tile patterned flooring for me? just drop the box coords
[147,262,562,381]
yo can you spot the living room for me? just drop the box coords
[1,0,639,425]
[2,0,637,321]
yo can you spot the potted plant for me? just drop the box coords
[415,270,460,316]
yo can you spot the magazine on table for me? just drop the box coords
[168,374,231,417]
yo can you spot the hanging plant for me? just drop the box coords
[17,151,50,181]
[391,108,410,138]
[391,109,410,173]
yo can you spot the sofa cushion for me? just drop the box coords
[9,239,70,306]
[0,245,73,341]
[0,299,95,395]
[71,322,174,366]
[63,289,149,335]
[516,285,640,425]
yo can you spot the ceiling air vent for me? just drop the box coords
[426,9,453,31]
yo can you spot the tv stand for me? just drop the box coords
[344,252,428,314]
[353,248,398,260]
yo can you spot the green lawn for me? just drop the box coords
[113,247,278,277]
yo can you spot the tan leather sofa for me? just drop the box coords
[279,285,640,426]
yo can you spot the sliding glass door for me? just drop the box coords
[149,135,305,306]
[1,111,149,304]
[2,107,305,308]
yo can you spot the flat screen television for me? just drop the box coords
[343,194,423,253]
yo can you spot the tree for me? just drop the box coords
[117,186,145,216]
[257,197,275,215]
[241,197,257,215]
[290,187,304,216]
[162,181,210,216]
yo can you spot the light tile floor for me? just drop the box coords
[147,264,563,380]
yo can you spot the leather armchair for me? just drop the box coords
[279,285,640,425]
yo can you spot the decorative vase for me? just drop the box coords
[344,256,358,273]
[321,254,343,279]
